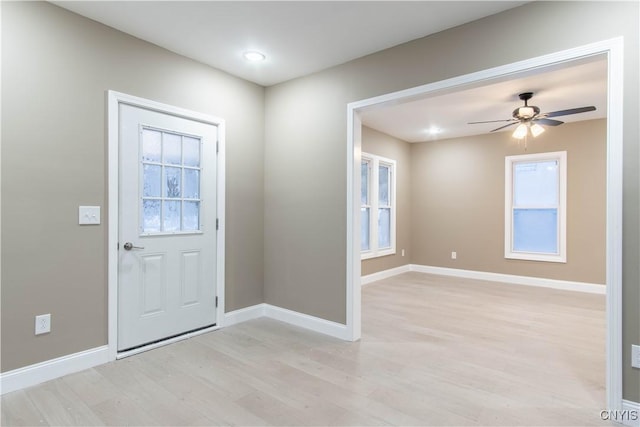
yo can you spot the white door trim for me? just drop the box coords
[107,91,226,361]
[346,37,624,411]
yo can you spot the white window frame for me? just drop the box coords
[505,151,567,263]
[138,125,204,236]
[361,153,396,259]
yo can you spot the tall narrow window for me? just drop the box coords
[361,158,371,251]
[361,153,396,259]
[505,151,566,262]
[378,163,392,249]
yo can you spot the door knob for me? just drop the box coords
[123,242,144,251]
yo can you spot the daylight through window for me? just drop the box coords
[361,153,396,259]
[505,151,566,263]
[141,127,202,234]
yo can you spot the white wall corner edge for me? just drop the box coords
[0,345,110,396]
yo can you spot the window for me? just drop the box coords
[140,127,202,234]
[361,153,396,259]
[505,151,566,262]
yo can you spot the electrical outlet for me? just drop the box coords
[35,314,51,335]
[451,251,457,260]
[632,345,640,369]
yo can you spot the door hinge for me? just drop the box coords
[216,218,219,230]
[215,296,218,307]
[216,140,219,153]
[117,242,119,250]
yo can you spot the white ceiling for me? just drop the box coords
[51,1,606,142]
[52,1,528,87]
[360,56,608,142]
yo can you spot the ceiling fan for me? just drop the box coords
[468,92,596,140]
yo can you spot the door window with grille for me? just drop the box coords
[140,127,202,234]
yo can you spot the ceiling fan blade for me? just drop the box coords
[534,118,564,126]
[490,122,519,132]
[468,119,515,124]
[543,106,596,118]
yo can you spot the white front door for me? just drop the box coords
[118,103,218,351]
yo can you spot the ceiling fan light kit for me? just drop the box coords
[530,123,545,137]
[515,105,538,119]
[512,122,546,140]
[513,123,528,139]
[468,91,596,147]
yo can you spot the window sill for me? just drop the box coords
[361,249,396,260]
[505,252,566,263]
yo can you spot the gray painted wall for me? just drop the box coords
[2,0,638,403]
[1,2,265,371]
[264,2,639,401]
[410,119,606,284]
[362,119,606,285]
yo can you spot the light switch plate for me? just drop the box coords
[79,206,100,225]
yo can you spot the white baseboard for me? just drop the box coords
[263,304,351,340]
[0,345,110,396]
[0,267,607,397]
[620,400,640,427]
[361,264,411,285]
[359,263,605,294]
[410,264,605,294]
[224,303,267,326]
[1,304,349,396]
[225,302,350,340]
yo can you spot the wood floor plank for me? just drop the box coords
[0,390,48,426]
[89,396,161,426]
[24,379,104,426]
[1,272,610,426]
[60,368,123,408]
[93,357,213,426]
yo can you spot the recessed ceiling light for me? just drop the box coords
[243,51,266,62]
[426,127,442,135]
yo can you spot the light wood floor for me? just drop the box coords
[2,272,611,426]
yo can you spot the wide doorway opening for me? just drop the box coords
[346,39,624,413]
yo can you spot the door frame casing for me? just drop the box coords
[107,90,226,361]
[346,37,624,411]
